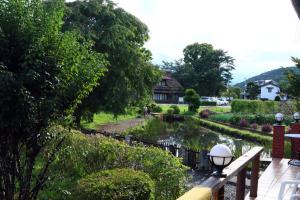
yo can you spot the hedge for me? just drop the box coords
[74,168,155,200]
[231,100,279,114]
[210,113,293,126]
[40,129,187,200]
[200,101,217,106]
[196,117,272,145]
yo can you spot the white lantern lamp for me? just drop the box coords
[275,113,284,125]
[208,144,234,177]
[294,112,300,123]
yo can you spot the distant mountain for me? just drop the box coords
[234,66,300,88]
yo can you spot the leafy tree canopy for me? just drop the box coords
[0,0,107,199]
[184,89,200,112]
[221,87,241,99]
[245,82,260,100]
[286,57,300,108]
[162,43,235,96]
[63,0,162,125]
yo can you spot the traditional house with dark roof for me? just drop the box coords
[153,72,184,103]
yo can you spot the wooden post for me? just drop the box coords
[250,154,260,197]
[235,168,246,200]
[213,186,224,200]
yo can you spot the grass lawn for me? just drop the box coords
[81,112,138,130]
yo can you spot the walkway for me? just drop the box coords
[245,158,300,200]
[96,118,145,133]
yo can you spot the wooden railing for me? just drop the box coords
[178,146,264,200]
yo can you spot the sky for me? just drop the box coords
[113,0,300,84]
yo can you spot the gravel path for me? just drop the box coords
[96,118,144,133]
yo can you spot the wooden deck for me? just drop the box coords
[245,158,300,200]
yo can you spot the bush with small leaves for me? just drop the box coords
[74,168,155,200]
[170,105,180,114]
[250,123,258,130]
[261,124,273,133]
[239,119,249,128]
[199,109,211,118]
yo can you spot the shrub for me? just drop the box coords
[43,130,187,200]
[184,89,200,112]
[150,104,163,113]
[199,109,210,118]
[275,96,281,101]
[261,124,273,133]
[250,123,258,130]
[170,105,180,114]
[200,101,217,106]
[231,100,279,114]
[74,168,155,200]
[239,119,249,128]
[166,108,174,116]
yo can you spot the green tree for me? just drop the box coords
[286,57,300,108]
[221,87,241,99]
[163,43,235,96]
[0,0,107,199]
[246,82,260,99]
[184,89,200,112]
[63,0,161,126]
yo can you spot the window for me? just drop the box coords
[158,80,167,86]
[267,87,273,93]
[153,93,167,101]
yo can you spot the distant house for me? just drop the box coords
[242,80,286,100]
[153,72,184,103]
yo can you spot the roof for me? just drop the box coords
[254,79,279,87]
[154,72,184,93]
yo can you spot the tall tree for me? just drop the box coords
[286,57,300,108]
[246,82,260,99]
[63,0,161,126]
[163,43,235,96]
[221,87,241,99]
[0,0,107,199]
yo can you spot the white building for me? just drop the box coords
[242,80,286,101]
[257,80,280,100]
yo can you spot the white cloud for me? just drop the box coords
[114,0,300,83]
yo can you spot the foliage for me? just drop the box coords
[286,57,300,109]
[274,96,281,101]
[245,82,260,99]
[200,101,217,106]
[170,105,180,114]
[0,0,107,199]
[231,100,279,114]
[261,124,273,133]
[74,168,155,200]
[162,43,235,96]
[221,87,241,99]
[166,108,174,116]
[184,89,200,112]
[239,119,249,128]
[41,130,187,200]
[211,113,292,126]
[199,109,211,118]
[150,104,163,113]
[250,123,258,130]
[64,0,162,126]
[196,118,272,145]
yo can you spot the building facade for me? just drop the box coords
[153,72,184,103]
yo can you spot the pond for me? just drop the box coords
[129,118,271,160]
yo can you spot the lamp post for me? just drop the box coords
[294,112,300,123]
[208,144,234,177]
[275,113,284,125]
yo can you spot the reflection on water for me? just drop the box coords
[136,118,271,159]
